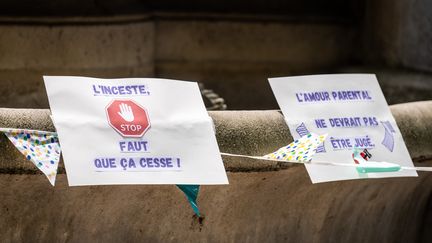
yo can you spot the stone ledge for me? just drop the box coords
[1,101,432,242]
[0,100,431,173]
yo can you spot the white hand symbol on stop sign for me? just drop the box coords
[106,99,150,138]
[118,103,135,122]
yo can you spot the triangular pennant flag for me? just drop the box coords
[295,123,326,153]
[1,128,61,186]
[351,146,401,174]
[176,185,200,216]
[264,133,327,162]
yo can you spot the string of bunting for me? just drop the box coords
[221,152,432,172]
[0,127,201,215]
[2,128,431,216]
[221,133,432,172]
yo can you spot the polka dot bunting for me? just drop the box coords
[1,128,60,186]
[264,133,327,162]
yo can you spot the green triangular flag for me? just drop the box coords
[177,185,200,216]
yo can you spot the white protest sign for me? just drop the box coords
[44,76,228,186]
[269,74,417,183]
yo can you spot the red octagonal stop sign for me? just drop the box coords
[106,99,150,138]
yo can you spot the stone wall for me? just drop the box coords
[0,0,431,109]
[0,15,356,109]
[0,19,154,108]
[363,0,432,72]
[0,101,432,242]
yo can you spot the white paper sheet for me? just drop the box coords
[269,74,417,183]
[44,76,228,186]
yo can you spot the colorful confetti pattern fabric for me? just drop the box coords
[264,133,327,162]
[1,128,60,186]
[295,123,326,153]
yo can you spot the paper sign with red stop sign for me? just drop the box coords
[106,99,150,138]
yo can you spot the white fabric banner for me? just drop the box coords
[44,76,228,186]
[269,74,417,183]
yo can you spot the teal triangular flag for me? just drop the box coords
[176,185,200,216]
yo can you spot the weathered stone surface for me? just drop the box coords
[0,101,431,242]
[156,20,355,109]
[0,21,154,108]
[339,67,432,105]
[391,101,432,161]
[156,21,353,65]
[363,0,432,72]
[0,2,431,241]
[0,108,55,173]
[0,17,355,109]
[0,0,431,110]
[0,22,154,70]
[213,101,432,171]
[1,2,431,109]
[0,101,431,173]
[1,164,432,242]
